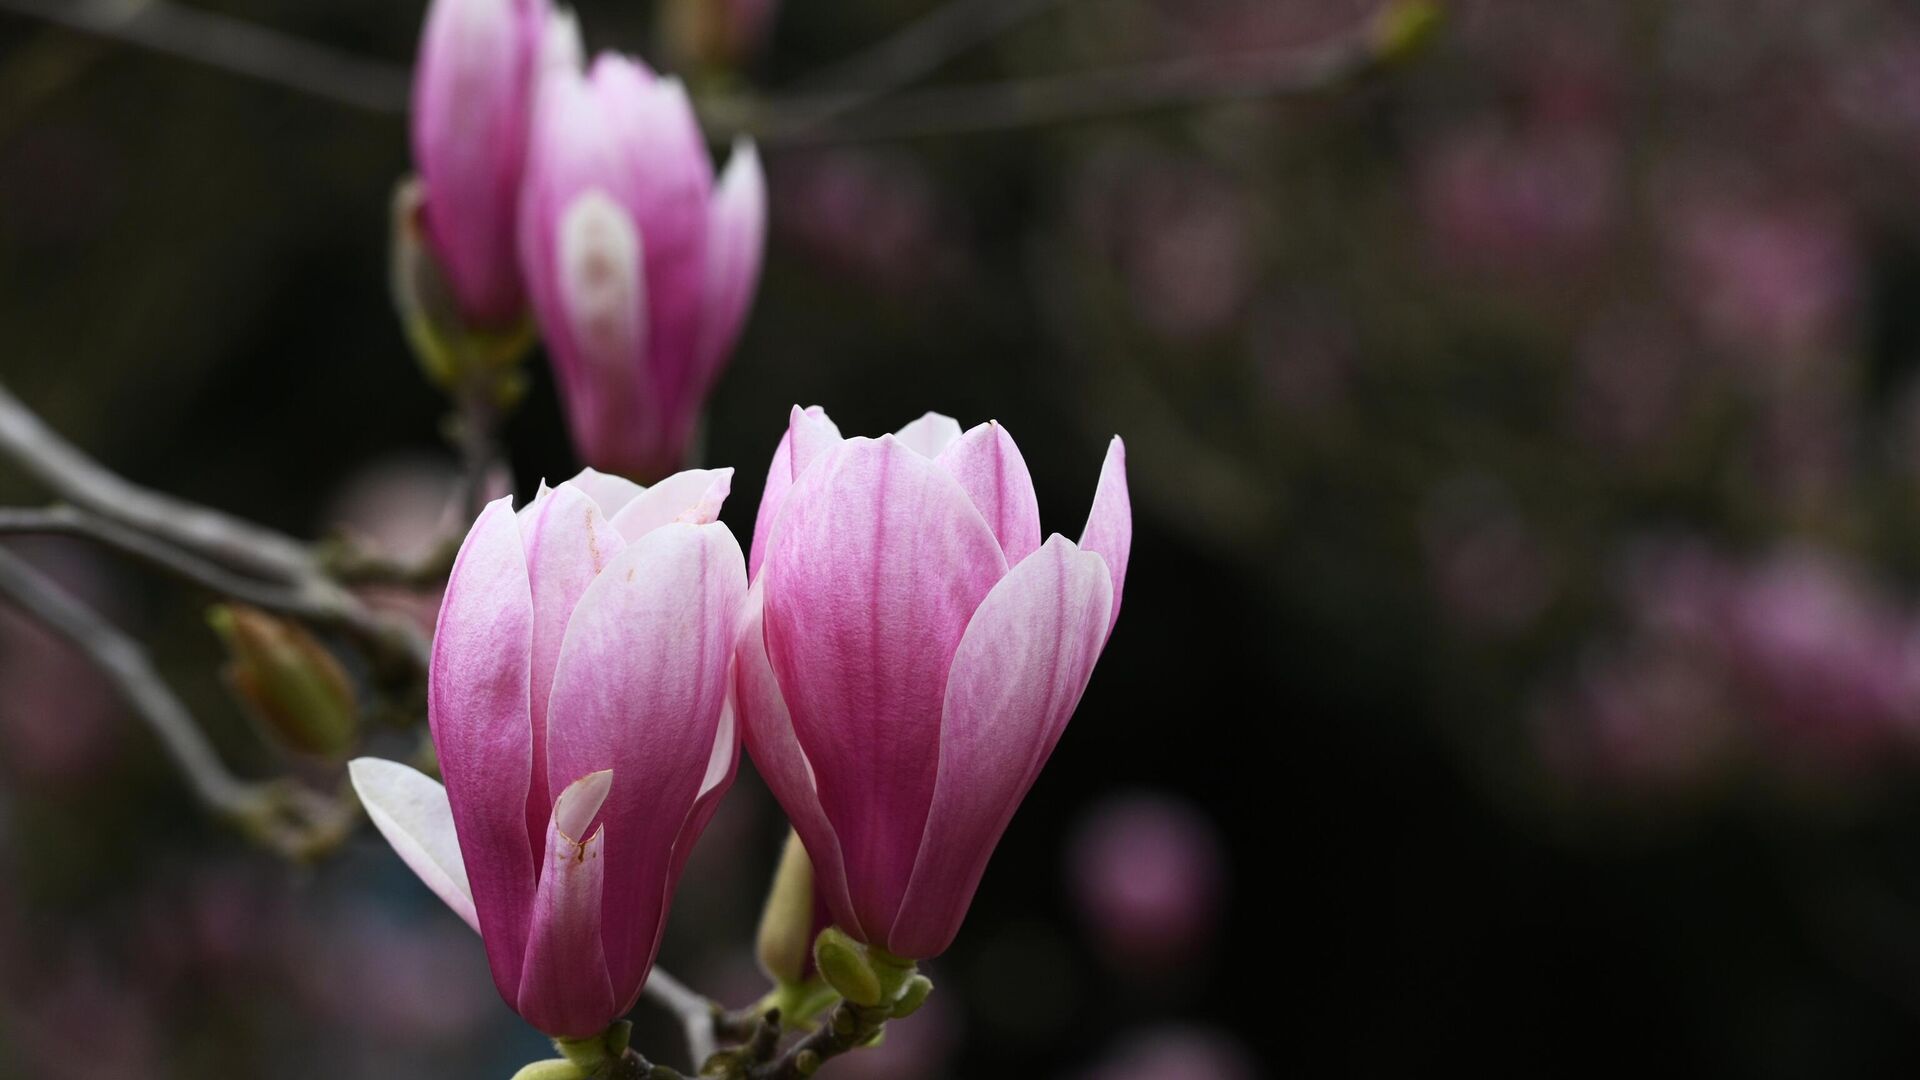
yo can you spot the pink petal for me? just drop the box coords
[429,496,537,1000]
[695,140,767,386]
[935,421,1042,565]
[518,482,625,849]
[748,406,840,581]
[518,770,616,1038]
[789,404,844,483]
[620,685,743,1016]
[735,581,860,936]
[889,536,1114,958]
[762,436,1007,939]
[544,522,747,998]
[608,468,734,542]
[1079,436,1131,640]
[564,467,648,516]
[894,412,963,458]
[348,758,478,933]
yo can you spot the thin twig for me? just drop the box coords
[748,1002,886,1080]
[643,967,727,1070]
[0,505,321,613]
[0,543,251,810]
[0,383,429,674]
[0,0,409,114]
[0,381,312,582]
[0,0,1427,147]
[781,0,1073,119]
[729,21,1405,146]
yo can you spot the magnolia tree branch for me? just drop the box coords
[0,381,429,675]
[0,381,310,580]
[0,0,1437,145]
[727,5,1434,144]
[0,545,357,857]
[0,0,409,113]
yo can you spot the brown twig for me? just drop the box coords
[0,545,357,857]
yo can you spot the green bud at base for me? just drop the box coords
[1371,0,1443,65]
[755,831,817,986]
[390,176,536,406]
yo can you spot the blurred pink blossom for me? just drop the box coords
[1416,123,1620,278]
[1072,147,1255,340]
[1080,1026,1260,1080]
[1664,193,1861,362]
[776,149,965,295]
[1421,477,1558,637]
[1067,793,1227,973]
[0,540,125,784]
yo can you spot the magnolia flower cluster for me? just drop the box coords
[352,410,1130,1038]
[411,0,767,480]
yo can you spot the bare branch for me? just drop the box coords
[0,542,249,808]
[643,967,727,1070]
[0,0,408,114]
[0,0,1429,148]
[0,543,361,858]
[0,505,322,613]
[0,380,312,581]
[783,0,1071,108]
[729,19,1406,146]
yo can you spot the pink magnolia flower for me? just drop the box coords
[737,407,1132,959]
[411,0,553,327]
[349,467,747,1038]
[519,26,767,481]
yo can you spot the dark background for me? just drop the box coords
[5,0,1920,1076]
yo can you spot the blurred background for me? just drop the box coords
[6,0,1920,1075]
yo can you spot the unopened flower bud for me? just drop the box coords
[814,927,882,1007]
[890,974,933,1019]
[756,830,818,985]
[208,605,359,758]
[391,177,535,401]
[1372,0,1443,66]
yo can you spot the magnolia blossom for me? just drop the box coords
[411,0,553,327]
[350,467,746,1038]
[737,408,1131,959]
[519,24,767,480]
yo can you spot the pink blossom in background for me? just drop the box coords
[1420,477,1557,638]
[296,902,499,1043]
[1663,192,1861,363]
[1533,538,1920,791]
[351,467,746,1037]
[6,949,160,1080]
[0,540,125,784]
[1071,147,1255,341]
[1067,793,1228,973]
[519,17,766,480]
[1415,122,1621,279]
[775,149,964,296]
[325,456,511,633]
[739,408,1131,959]
[411,0,552,327]
[1080,1026,1260,1080]
[1567,308,1696,458]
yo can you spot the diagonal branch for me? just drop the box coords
[0,0,409,114]
[729,9,1423,145]
[0,544,359,857]
[0,380,312,581]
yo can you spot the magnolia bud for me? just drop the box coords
[814,927,882,1007]
[890,974,933,1019]
[755,830,817,985]
[391,177,535,401]
[209,605,359,758]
